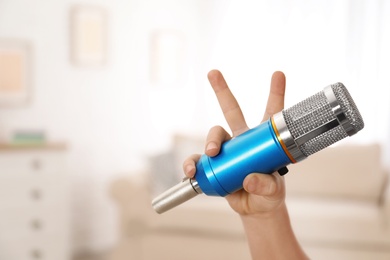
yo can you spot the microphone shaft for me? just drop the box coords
[195,119,291,196]
[152,178,202,214]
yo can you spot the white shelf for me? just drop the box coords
[0,144,70,260]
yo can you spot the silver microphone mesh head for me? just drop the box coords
[282,83,364,157]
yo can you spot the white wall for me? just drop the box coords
[0,0,389,255]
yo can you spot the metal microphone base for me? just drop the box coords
[152,178,202,214]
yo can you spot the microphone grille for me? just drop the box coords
[332,83,364,132]
[282,83,364,157]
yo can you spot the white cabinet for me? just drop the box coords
[0,144,70,260]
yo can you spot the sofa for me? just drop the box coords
[108,134,390,260]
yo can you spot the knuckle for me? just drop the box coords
[209,125,224,134]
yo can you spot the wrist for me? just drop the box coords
[239,200,287,221]
[239,202,308,260]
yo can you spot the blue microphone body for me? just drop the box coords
[195,119,291,196]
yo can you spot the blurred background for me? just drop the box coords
[0,0,389,259]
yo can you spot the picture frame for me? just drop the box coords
[149,29,188,87]
[70,5,107,66]
[0,39,32,106]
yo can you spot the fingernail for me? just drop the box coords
[246,176,258,193]
[206,142,218,152]
[185,165,195,176]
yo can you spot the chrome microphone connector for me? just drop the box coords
[152,177,202,214]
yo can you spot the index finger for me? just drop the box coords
[208,70,249,136]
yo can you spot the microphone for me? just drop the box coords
[152,82,364,214]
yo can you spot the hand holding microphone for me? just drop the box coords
[183,70,289,216]
[152,70,364,215]
[153,70,290,215]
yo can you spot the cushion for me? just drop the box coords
[286,143,385,202]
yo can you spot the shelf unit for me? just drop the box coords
[0,143,70,260]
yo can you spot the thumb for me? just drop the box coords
[243,173,280,196]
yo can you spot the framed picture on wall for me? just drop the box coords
[0,40,32,106]
[149,29,188,87]
[70,5,108,66]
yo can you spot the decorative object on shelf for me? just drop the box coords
[70,5,108,66]
[0,39,32,106]
[11,129,46,146]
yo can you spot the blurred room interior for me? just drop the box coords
[0,0,389,259]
